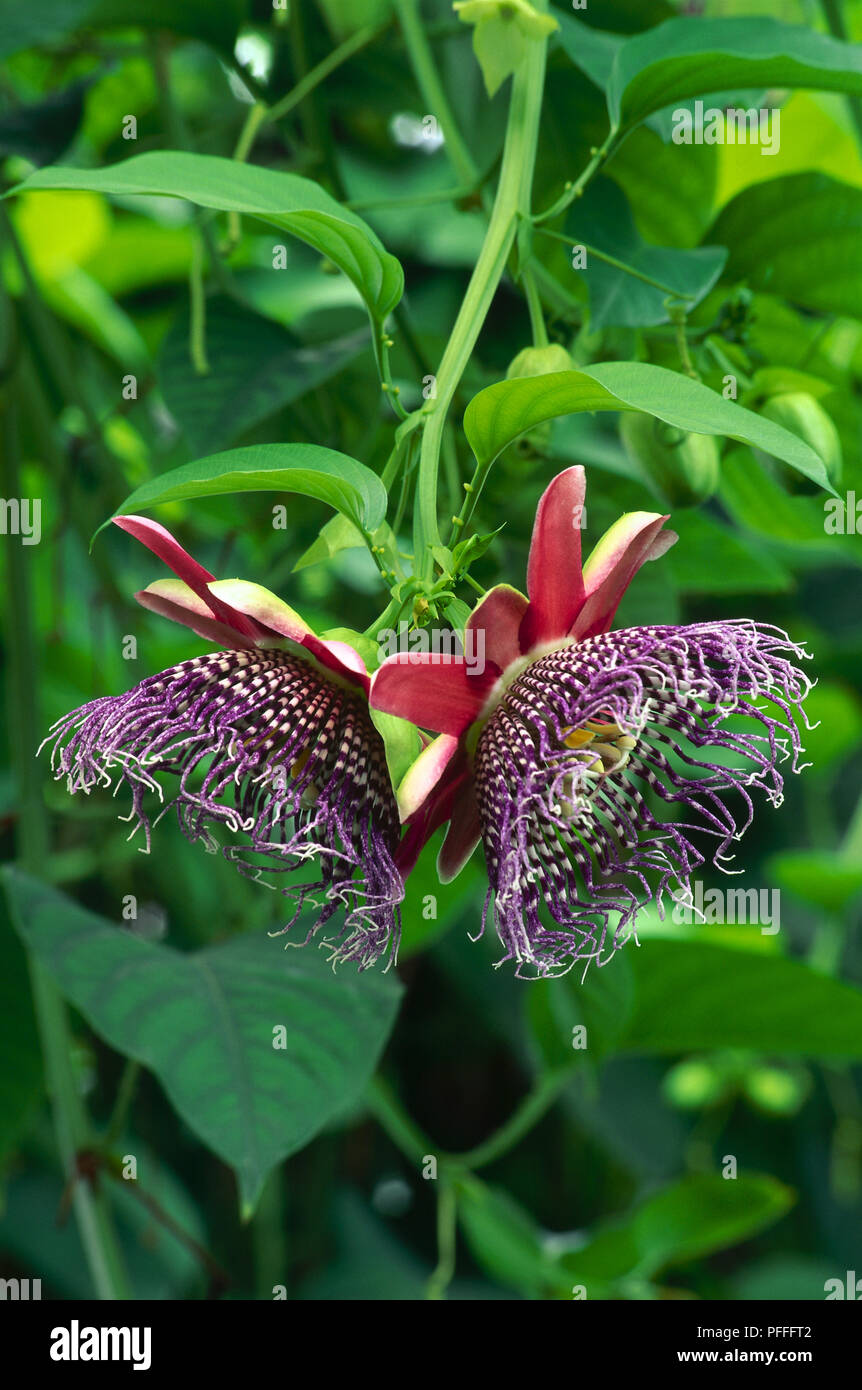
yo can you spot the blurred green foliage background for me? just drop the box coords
[1,0,862,1301]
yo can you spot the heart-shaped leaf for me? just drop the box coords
[4,870,403,1213]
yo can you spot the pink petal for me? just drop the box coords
[370,653,500,738]
[519,467,587,651]
[397,733,462,822]
[208,582,370,690]
[466,585,528,672]
[301,633,370,693]
[438,783,482,883]
[135,580,258,649]
[206,579,311,642]
[394,755,469,878]
[114,515,262,639]
[572,512,677,640]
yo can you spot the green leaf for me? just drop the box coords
[456,1177,571,1298]
[710,172,862,320]
[0,0,245,59]
[718,448,859,563]
[293,513,372,573]
[605,17,862,134]
[8,152,403,336]
[556,15,765,147]
[159,297,367,457]
[565,1175,794,1286]
[463,363,833,491]
[4,870,402,1211]
[528,950,635,1071]
[621,940,862,1059]
[569,179,726,329]
[666,511,792,595]
[767,850,862,916]
[100,442,388,538]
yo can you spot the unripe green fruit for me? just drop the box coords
[758,391,842,495]
[620,412,720,507]
[506,343,574,379]
[506,344,574,457]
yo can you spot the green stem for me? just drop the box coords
[189,234,210,375]
[413,33,548,579]
[668,303,700,381]
[426,1182,457,1300]
[394,0,479,187]
[1,386,130,1300]
[366,1069,571,1172]
[534,133,618,225]
[103,1060,141,1151]
[456,1070,571,1170]
[366,1076,432,1164]
[522,265,549,347]
[267,23,386,127]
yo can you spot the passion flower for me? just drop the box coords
[42,516,403,969]
[371,467,812,977]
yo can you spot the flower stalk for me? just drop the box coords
[413,17,549,580]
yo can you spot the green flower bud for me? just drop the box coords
[620,412,720,508]
[743,1065,809,1116]
[758,391,842,495]
[662,1058,729,1110]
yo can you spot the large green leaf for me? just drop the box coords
[159,297,367,457]
[9,152,403,337]
[563,1175,794,1287]
[4,871,402,1211]
[767,850,862,917]
[101,442,388,538]
[605,17,862,134]
[710,172,862,319]
[622,940,862,1058]
[556,15,764,146]
[458,1170,792,1298]
[463,363,833,490]
[568,179,726,329]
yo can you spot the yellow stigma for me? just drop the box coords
[561,718,636,776]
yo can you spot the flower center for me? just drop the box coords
[561,718,637,777]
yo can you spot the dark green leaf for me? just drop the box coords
[4,871,402,1211]
[621,940,862,1058]
[568,178,726,329]
[565,1174,794,1285]
[711,172,862,319]
[159,297,367,457]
